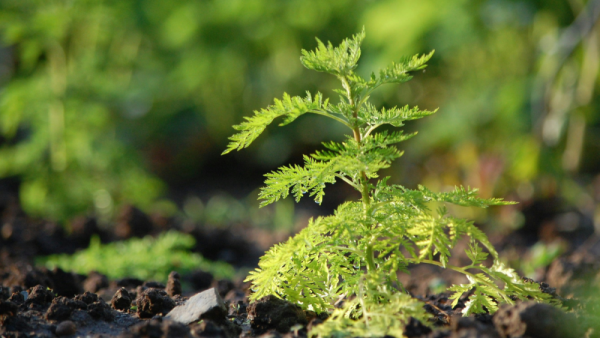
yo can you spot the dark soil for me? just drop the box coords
[1,189,599,337]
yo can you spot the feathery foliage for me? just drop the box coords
[224,30,554,337]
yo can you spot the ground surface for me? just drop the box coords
[1,191,599,338]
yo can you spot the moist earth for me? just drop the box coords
[1,257,595,338]
[1,193,599,337]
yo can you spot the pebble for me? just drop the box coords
[56,320,77,336]
[165,287,226,324]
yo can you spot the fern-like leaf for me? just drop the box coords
[222,92,325,154]
[375,51,435,85]
[300,29,365,77]
[362,103,437,130]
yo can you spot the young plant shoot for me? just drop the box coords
[223,30,553,337]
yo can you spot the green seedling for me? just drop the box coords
[37,230,234,282]
[224,30,554,337]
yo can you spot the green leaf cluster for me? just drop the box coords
[36,230,234,282]
[225,31,555,337]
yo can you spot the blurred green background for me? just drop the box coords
[0,0,599,235]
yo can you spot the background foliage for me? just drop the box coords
[0,0,599,228]
[37,230,235,282]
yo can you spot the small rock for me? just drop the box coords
[165,287,226,324]
[166,271,181,297]
[55,320,77,336]
[111,287,132,311]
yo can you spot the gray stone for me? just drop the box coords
[165,288,226,324]
[55,320,77,336]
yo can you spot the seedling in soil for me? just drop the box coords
[37,230,234,282]
[224,30,554,337]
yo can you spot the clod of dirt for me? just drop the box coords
[135,288,175,319]
[120,318,192,338]
[451,316,500,338]
[24,268,53,289]
[117,277,144,289]
[7,291,25,304]
[0,300,18,316]
[419,293,457,326]
[74,291,99,305]
[83,271,109,293]
[55,320,76,336]
[45,296,86,321]
[0,286,10,300]
[47,267,84,297]
[165,287,226,324]
[246,295,307,334]
[143,281,166,289]
[1,314,32,333]
[187,270,214,291]
[88,299,115,321]
[228,300,247,318]
[191,319,224,337]
[111,287,132,311]
[493,302,581,338]
[190,318,242,338]
[403,317,433,338]
[166,271,181,297]
[212,279,234,298]
[224,289,246,305]
[546,253,599,298]
[27,285,54,306]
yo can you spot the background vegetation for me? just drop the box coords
[37,230,235,282]
[0,0,598,239]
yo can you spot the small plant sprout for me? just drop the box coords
[223,30,555,337]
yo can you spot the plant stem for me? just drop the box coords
[342,76,371,214]
[311,109,353,129]
[343,75,375,270]
[365,239,377,273]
